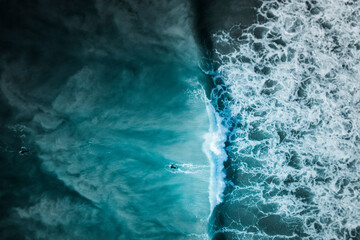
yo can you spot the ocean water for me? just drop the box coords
[206,0,360,239]
[1,0,360,240]
[0,1,212,239]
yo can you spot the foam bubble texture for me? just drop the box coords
[212,0,360,238]
[203,103,228,212]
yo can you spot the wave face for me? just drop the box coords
[0,1,211,239]
[203,103,228,212]
[209,0,360,239]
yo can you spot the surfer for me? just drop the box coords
[170,164,177,169]
[19,147,29,155]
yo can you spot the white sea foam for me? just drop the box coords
[202,102,228,212]
[212,0,360,238]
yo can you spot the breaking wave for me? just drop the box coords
[209,0,360,239]
[202,102,228,212]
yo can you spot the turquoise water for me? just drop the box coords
[0,1,212,239]
[1,0,360,239]
[29,60,211,239]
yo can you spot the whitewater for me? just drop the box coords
[207,0,360,239]
[0,0,359,239]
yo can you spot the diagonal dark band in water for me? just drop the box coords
[0,1,211,239]
[1,0,360,239]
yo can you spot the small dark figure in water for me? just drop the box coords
[170,164,177,169]
[19,147,29,155]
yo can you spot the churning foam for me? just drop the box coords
[210,0,360,238]
[202,102,228,212]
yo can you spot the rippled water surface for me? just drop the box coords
[208,0,360,239]
[1,1,360,240]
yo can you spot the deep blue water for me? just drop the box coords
[1,0,360,240]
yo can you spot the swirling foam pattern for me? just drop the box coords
[210,0,360,239]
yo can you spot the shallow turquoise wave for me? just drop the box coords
[1,1,360,240]
[0,1,212,239]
